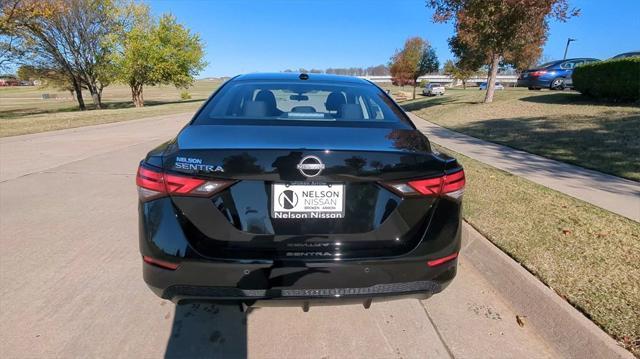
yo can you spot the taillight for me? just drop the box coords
[530,70,547,77]
[143,255,179,270]
[384,169,465,199]
[427,252,459,267]
[136,164,234,202]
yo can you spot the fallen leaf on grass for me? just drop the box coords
[516,315,527,327]
[561,228,572,235]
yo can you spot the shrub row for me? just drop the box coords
[573,57,640,102]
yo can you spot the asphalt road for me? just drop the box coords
[1,114,559,358]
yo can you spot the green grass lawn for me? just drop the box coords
[0,80,222,137]
[437,144,640,355]
[404,88,640,181]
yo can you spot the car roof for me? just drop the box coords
[612,51,640,58]
[232,72,371,84]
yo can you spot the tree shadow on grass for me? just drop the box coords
[446,114,640,182]
[519,92,639,107]
[401,95,456,112]
[0,98,204,120]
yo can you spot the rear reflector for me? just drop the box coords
[136,165,234,202]
[143,256,179,270]
[384,169,465,199]
[427,252,459,267]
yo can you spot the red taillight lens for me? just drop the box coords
[441,170,465,194]
[386,169,465,198]
[427,252,459,267]
[163,174,206,194]
[402,170,465,198]
[136,165,233,202]
[531,70,547,77]
[143,255,179,270]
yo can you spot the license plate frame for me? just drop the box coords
[271,183,345,219]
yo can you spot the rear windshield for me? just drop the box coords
[193,80,410,126]
[538,61,562,68]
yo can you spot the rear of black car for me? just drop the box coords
[137,74,464,308]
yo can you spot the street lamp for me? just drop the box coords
[563,38,576,59]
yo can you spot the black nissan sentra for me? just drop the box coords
[137,73,464,310]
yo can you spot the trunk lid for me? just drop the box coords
[162,124,449,260]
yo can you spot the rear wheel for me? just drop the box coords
[550,78,565,90]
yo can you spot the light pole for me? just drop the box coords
[563,38,576,59]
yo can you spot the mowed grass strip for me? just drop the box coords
[0,80,222,137]
[405,88,640,181]
[437,144,640,354]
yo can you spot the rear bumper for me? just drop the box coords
[139,192,462,305]
[143,257,457,304]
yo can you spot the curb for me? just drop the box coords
[461,222,633,359]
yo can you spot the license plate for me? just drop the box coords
[272,183,345,219]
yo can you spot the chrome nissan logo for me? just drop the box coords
[297,155,325,177]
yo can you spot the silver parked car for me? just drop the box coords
[422,83,445,96]
[479,81,504,90]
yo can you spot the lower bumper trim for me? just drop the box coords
[162,280,443,301]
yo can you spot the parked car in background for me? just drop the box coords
[422,83,445,96]
[517,58,600,90]
[478,82,504,90]
[611,51,640,59]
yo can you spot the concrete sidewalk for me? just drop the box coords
[408,113,640,222]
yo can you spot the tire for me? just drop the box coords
[550,77,565,90]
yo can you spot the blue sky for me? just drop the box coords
[149,0,640,77]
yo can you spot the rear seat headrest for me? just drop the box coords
[339,104,364,120]
[242,101,267,117]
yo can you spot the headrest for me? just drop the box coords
[325,91,346,112]
[242,101,267,117]
[339,104,364,120]
[291,106,316,113]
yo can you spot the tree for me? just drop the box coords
[426,0,578,103]
[390,37,438,99]
[419,45,440,76]
[365,64,389,76]
[113,7,205,107]
[0,0,23,72]
[1,0,120,109]
[443,59,476,89]
[17,64,75,93]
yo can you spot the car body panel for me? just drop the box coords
[517,58,600,89]
[422,83,445,96]
[478,82,504,90]
[137,73,463,306]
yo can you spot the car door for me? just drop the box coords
[564,60,585,85]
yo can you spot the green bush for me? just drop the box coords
[180,91,191,100]
[573,57,640,102]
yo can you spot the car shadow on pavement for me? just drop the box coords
[165,301,248,358]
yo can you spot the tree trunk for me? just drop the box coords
[71,78,86,110]
[462,79,467,89]
[131,84,144,107]
[86,84,102,109]
[91,92,102,109]
[412,83,416,100]
[483,54,500,104]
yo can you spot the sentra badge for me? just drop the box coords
[174,157,224,172]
